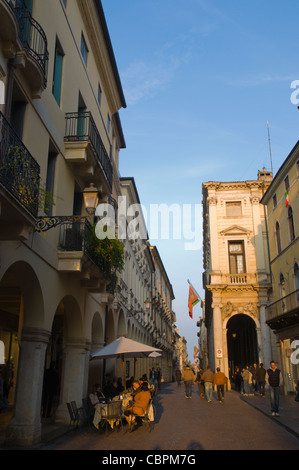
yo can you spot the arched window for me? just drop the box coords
[275,221,281,254]
[288,206,295,242]
[279,272,286,312]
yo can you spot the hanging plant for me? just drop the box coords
[90,224,125,280]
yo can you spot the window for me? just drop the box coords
[272,194,277,208]
[45,148,57,216]
[228,241,246,274]
[226,201,242,217]
[80,33,88,66]
[288,206,295,242]
[52,38,64,106]
[284,175,290,191]
[107,113,111,134]
[296,160,299,175]
[275,221,282,254]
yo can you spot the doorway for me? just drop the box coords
[227,314,258,372]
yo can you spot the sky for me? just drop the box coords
[101,0,299,360]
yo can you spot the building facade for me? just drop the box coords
[260,142,299,394]
[0,0,177,447]
[202,170,277,384]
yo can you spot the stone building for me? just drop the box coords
[202,170,277,383]
[0,0,177,446]
[260,142,299,394]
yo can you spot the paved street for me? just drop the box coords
[41,382,299,451]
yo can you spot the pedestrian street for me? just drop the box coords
[42,382,299,451]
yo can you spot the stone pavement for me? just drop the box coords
[240,391,299,439]
[1,382,299,450]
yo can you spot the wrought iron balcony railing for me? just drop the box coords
[266,289,299,327]
[0,111,40,216]
[58,219,112,280]
[8,0,49,88]
[65,111,113,190]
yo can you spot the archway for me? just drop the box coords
[227,314,258,372]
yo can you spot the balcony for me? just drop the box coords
[1,0,49,97]
[57,219,114,293]
[0,111,40,239]
[209,272,258,287]
[0,0,19,45]
[266,290,299,330]
[64,112,113,194]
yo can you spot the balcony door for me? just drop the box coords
[77,93,87,140]
[228,240,246,274]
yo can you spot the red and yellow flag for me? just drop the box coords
[188,285,199,319]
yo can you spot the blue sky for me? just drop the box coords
[102,0,299,360]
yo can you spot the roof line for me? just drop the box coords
[96,1,127,109]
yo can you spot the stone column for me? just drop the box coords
[55,339,89,423]
[212,302,223,371]
[5,327,50,447]
[259,302,272,368]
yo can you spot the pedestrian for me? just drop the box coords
[266,361,283,417]
[256,363,266,397]
[233,366,242,393]
[214,367,227,403]
[182,364,196,399]
[201,366,214,402]
[196,368,205,398]
[149,367,157,387]
[42,361,59,418]
[250,363,258,393]
[241,366,253,396]
[175,367,182,386]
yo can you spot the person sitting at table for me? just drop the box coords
[124,382,151,431]
[116,377,124,393]
[89,383,106,406]
[103,380,119,400]
[126,380,141,398]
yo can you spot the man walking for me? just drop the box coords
[182,364,196,398]
[256,363,266,397]
[266,361,283,417]
[214,367,227,403]
[201,366,214,403]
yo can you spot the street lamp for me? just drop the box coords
[82,183,100,215]
[34,182,100,232]
[145,298,151,311]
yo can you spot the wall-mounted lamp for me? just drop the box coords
[35,183,100,232]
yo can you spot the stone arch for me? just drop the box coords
[117,309,126,337]
[226,313,259,371]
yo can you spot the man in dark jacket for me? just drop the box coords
[256,363,266,397]
[266,361,283,417]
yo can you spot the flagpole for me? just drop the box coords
[187,279,202,301]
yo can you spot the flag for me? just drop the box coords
[188,284,199,319]
[193,346,199,359]
[285,189,289,208]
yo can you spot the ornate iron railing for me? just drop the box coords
[58,219,112,281]
[8,0,49,88]
[65,111,113,190]
[0,111,40,216]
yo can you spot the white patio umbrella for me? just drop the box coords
[90,336,162,392]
